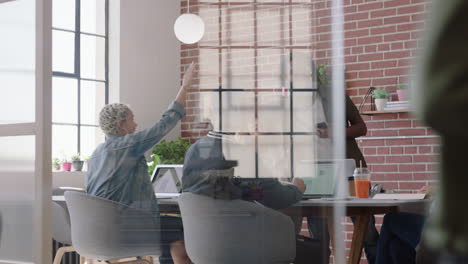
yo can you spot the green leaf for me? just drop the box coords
[147,137,191,176]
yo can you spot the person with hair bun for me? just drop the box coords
[86,63,195,264]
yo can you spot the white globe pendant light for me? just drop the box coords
[174,0,205,44]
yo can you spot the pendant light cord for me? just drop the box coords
[187,0,190,13]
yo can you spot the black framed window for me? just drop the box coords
[195,1,325,179]
[52,0,108,160]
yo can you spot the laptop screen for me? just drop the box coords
[301,159,356,197]
[151,165,183,194]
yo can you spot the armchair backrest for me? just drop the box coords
[52,187,84,244]
[64,191,161,260]
[178,192,296,264]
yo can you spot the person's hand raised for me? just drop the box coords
[182,62,195,89]
[176,62,195,106]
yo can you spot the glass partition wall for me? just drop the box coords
[0,0,52,263]
[188,0,347,262]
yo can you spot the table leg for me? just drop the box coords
[348,214,371,264]
[326,216,335,257]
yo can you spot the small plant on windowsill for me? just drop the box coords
[371,88,389,111]
[52,157,61,171]
[71,153,84,172]
[61,157,72,172]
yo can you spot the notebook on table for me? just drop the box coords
[150,164,183,199]
[300,159,356,199]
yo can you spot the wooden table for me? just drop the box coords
[54,196,429,264]
[280,198,430,264]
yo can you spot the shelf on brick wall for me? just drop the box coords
[360,109,409,115]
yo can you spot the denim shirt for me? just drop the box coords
[86,102,185,218]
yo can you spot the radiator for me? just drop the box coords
[52,240,80,264]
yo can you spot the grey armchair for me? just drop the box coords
[178,192,296,264]
[64,191,161,264]
[52,187,84,264]
[52,201,75,264]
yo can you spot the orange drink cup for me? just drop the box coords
[353,168,371,198]
[355,179,370,198]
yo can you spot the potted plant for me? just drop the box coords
[52,157,61,171]
[316,64,329,90]
[71,154,84,172]
[148,137,191,176]
[396,84,408,101]
[61,158,72,172]
[371,88,389,111]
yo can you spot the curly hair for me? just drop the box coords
[99,103,131,136]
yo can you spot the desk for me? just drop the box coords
[281,198,430,264]
[53,196,429,264]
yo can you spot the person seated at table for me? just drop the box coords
[86,63,195,264]
[376,185,436,264]
[181,132,306,210]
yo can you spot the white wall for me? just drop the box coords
[109,0,181,142]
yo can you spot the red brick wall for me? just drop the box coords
[180,0,436,263]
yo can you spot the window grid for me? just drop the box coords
[52,0,109,156]
[196,0,317,178]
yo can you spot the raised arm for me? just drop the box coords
[124,63,196,155]
[175,62,195,106]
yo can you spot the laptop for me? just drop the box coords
[300,159,356,199]
[150,164,184,198]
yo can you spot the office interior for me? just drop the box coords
[0,0,440,264]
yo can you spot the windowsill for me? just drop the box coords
[52,170,86,175]
[53,171,86,188]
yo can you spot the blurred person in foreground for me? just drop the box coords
[415,0,468,263]
[86,63,195,264]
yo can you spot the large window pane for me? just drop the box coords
[81,80,105,125]
[291,6,315,46]
[221,6,254,46]
[81,34,105,80]
[81,0,106,35]
[0,0,35,124]
[258,135,291,178]
[199,92,220,131]
[292,50,314,89]
[293,92,316,132]
[257,92,290,132]
[52,124,78,160]
[53,30,75,73]
[52,0,75,30]
[52,77,78,124]
[257,6,284,46]
[80,126,104,158]
[221,49,255,89]
[199,49,220,89]
[221,92,255,132]
[198,5,219,45]
[256,49,290,90]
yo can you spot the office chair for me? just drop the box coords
[178,192,296,264]
[52,187,84,264]
[65,191,161,264]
